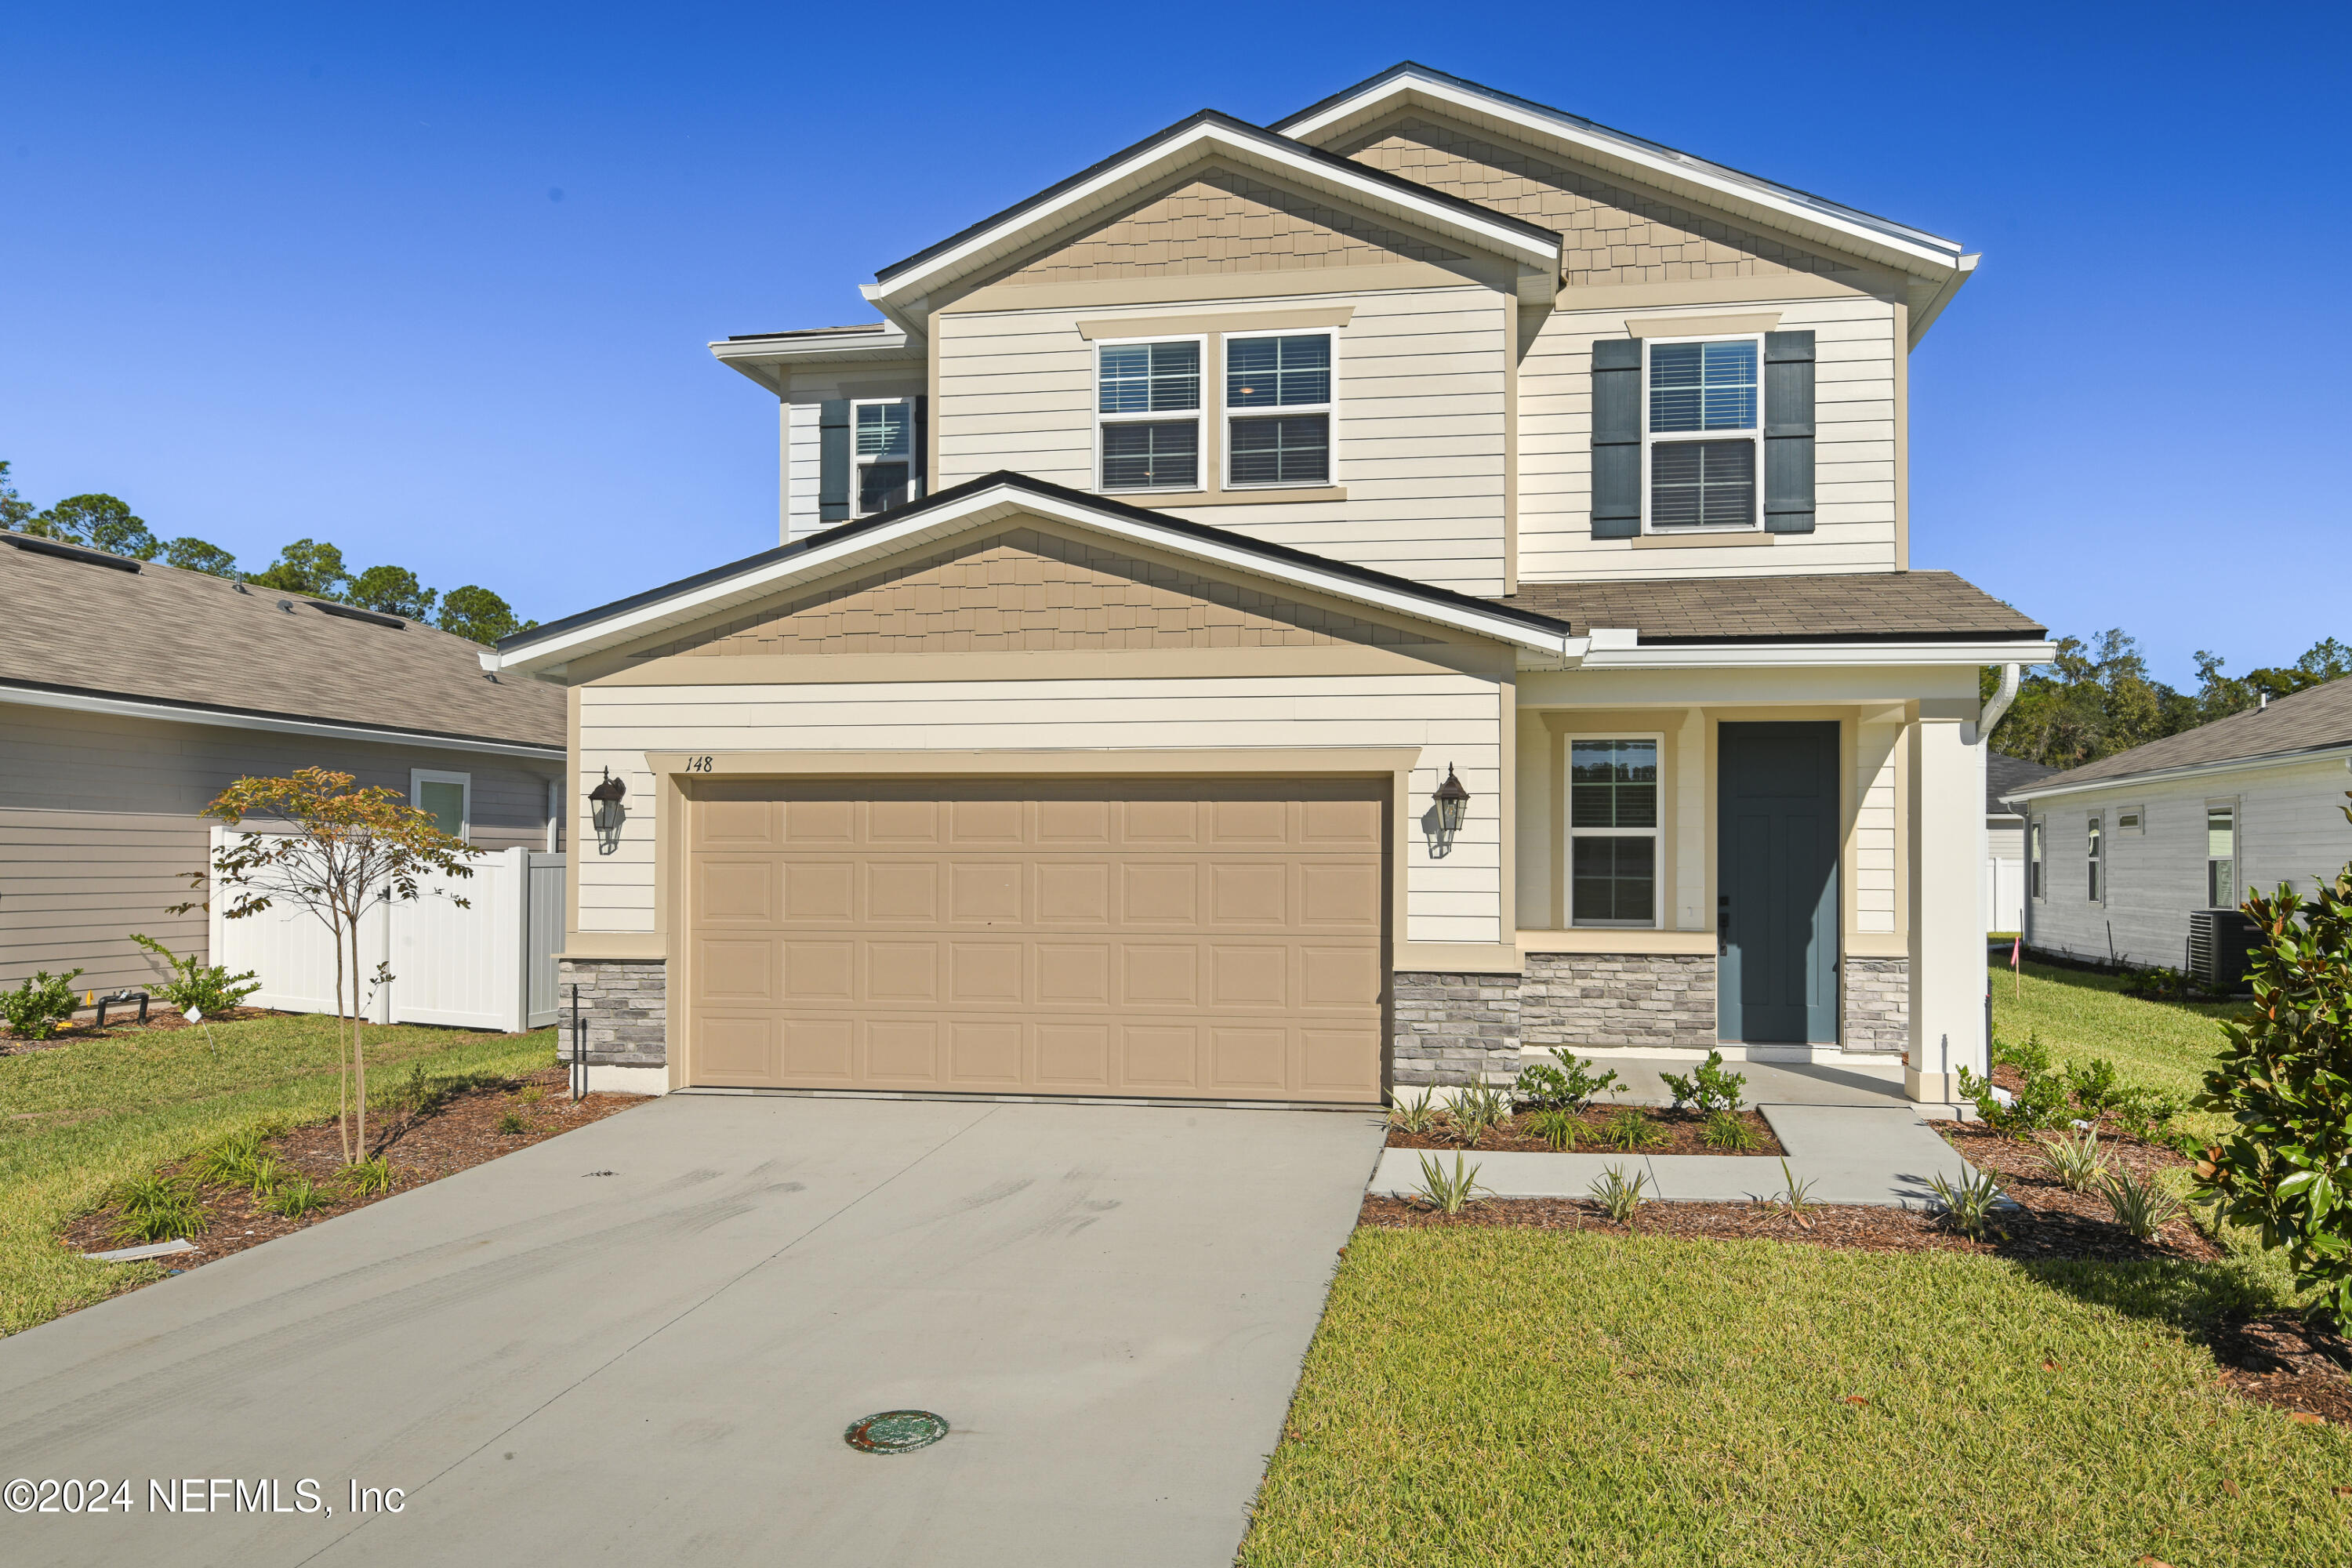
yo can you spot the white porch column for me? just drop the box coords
[1907,716,1986,1101]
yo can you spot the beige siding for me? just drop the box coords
[2023,761,2352,969]
[0,702,561,992]
[935,283,1511,594]
[577,674,1506,946]
[1516,294,1901,580]
[1854,715,1903,935]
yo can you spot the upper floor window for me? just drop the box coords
[2207,804,2237,908]
[1098,339,1200,492]
[1226,332,1331,488]
[855,399,915,514]
[1646,337,1759,530]
[1568,737,1659,927]
[2085,814,2103,902]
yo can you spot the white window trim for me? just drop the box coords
[1563,731,1666,930]
[2085,811,2103,905]
[2027,817,2045,902]
[1221,327,1338,491]
[2114,805,2145,833]
[1641,332,1764,535]
[2205,797,2239,909]
[411,768,472,840]
[850,397,918,517]
[1092,333,1207,495]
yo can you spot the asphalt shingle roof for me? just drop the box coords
[1,532,563,750]
[1987,751,2059,815]
[2009,677,2352,795]
[1487,571,2044,644]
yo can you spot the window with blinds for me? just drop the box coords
[1227,333,1330,487]
[1097,339,1202,491]
[1645,337,1759,529]
[2206,804,2237,909]
[853,400,914,515]
[1568,738,1660,926]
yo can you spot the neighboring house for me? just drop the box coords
[1984,751,2057,934]
[489,64,2053,1105]
[2003,679,2352,973]
[0,531,567,996]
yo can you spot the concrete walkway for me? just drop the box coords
[0,1095,1385,1568]
[1372,1101,1974,1207]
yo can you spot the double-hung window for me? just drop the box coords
[1225,332,1330,488]
[2027,818,2045,901]
[1568,738,1659,926]
[2206,804,2238,908]
[1097,338,1201,492]
[853,399,915,515]
[2085,814,2103,903]
[1645,336,1759,530]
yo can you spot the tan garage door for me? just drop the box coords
[686,778,1387,1102]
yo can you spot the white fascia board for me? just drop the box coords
[491,485,1576,673]
[1577,640,2058,670]
[708,329,915,365]
[872,122,1559,310]
[0,681,564,761]
[2002,743,2352,807]
[1281,74,1967,278]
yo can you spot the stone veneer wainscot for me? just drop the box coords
[1390,970,1522,1087]
[1518,950,1716,1051]
[554,957,667,1070]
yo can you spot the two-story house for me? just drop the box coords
[488,64,2051,1106]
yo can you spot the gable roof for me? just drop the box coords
[0,532,563,755]
[1490,572,2045,646]
[860,108,1563,328]
[1987,751,2060,815]
[1274,63,1974,286]
[2004,678,2352,801]
[492,473,1578,676]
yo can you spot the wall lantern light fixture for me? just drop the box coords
[588,768,628,856]
[1428,764,1470,858]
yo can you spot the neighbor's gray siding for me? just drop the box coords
[0,701,562,993]
[2020,757,2352,970]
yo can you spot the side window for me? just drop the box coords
[2085,814,2103,903]
[1225,332,1331,488]
[2027,818,2045,901]
[411,769,471,840]
[1567,738,1659,927]
[1646,336,1759,531]
[2206,804,2237,909]
[852,399,915,515]
[1097,339,1201,492]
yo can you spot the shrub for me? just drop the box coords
[2103,1167,2186,1241]
[514,1084,544,1105]
[1411,1153,1486,1216]
[1927,1166,2006,1240]
[1388,1088,1440,1137]
[343,1156,397,1198]
[1661,1049,1747,1115]
[1512,1062,1572,1111]
[1601,1107,1664,1152]
[2193,793,2352,1323]
[1544,1048,1621,1112]
[1994,1032,2051,1077]
[1702,1110,1760,1152]
[1589,1165,1647,1225]
[2,968,85,1040]
[263,1178,329,1220]
[2065,1056,2125,1114]
[1523,1108,1582,1150]
[107,1174,209,1243]
[1958,1060,2074,1135]
[496,1110,529,1135]
[128,934,260,1018]
[2111,1083,2183,1143]
[2034,1127,2110,1194]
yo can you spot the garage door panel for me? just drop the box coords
[688,780,1385,1103]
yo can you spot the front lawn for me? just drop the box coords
[1243,1229,2351,1567]
[0,1013,555,1337]
[1990,958,2248,1139]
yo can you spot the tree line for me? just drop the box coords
[1,460,536,646]
[1984,628,2351,771]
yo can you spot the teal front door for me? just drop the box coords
[1717,722,1839,1044]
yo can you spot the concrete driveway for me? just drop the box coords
[0,1094,1385,1566]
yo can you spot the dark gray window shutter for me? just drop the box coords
[1590,338,1642,539]
[818,399,850,523]
[1763,331,1815,535]
[911,395,927,499]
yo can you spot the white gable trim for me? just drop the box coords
[488,482,1580,677]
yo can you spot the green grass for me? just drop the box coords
[1243,1229,2352,1567]
[1990,959,2249,1145]
[0,1013,554,1336]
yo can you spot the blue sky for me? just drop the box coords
[4,2,2343,685]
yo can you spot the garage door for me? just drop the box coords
[686,778,1387,1102]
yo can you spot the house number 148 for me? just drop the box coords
[683,756,714,772]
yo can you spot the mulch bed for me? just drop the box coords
[1938,1121,2218,1261]
[1387,1105,1784,1157]
[2,1005,278,1056]
[60,1064,643,1275]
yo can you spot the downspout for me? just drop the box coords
[1970,662,2020,746]
[1958,661,2020,1092]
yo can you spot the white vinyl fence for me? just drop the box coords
[209,831,564,1033]
[1982,854,2026,935]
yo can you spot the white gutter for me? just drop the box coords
[1969,662,2020,745]
[2002,742,2352,807]
[0,681,564,762]
[1573,640,2056,670]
